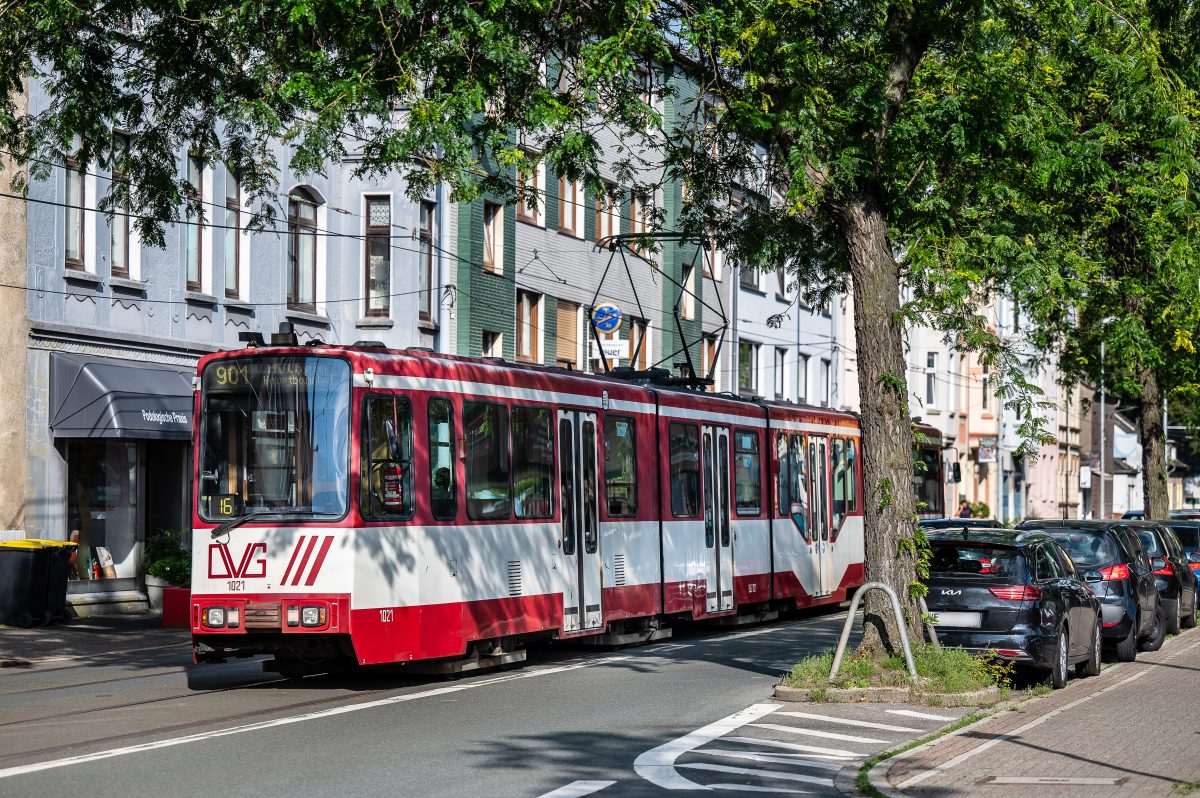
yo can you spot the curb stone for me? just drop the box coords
[773,684,1001,707]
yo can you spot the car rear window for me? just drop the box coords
[1170,525,1200,549]
[1041,530,1120,567]
[1135,530,1163,557]
[929,543,1026,582]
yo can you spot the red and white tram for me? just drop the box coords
[190,338,864,670]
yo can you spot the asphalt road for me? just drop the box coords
[0,609,869,798]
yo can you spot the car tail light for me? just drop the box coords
[989,585,1041,601]
[1190,562,1200,572]
[1153,561,1174,576]
[994,649,1025,657]
[1098,563,1130,581]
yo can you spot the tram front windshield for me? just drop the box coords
[199,356,351,522]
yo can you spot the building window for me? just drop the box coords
[982,362,990,410]
[775,348,787,400]
[428,397,456,521]
[482,329,503,358]
[184,153,203,291]
[604,415,638,516]
[516,290,541,363]
[630,191,650,255]
[629,317,649,370]
[360,395,414,519]
[669,422,701,517]
[703,335,720,392]
[739,265,759,291]
[776,269,788,298]
[224,172,241,298]
[738,340,759,396]
[595,183,619,241]
[925,352,937,406]
[287,189,318,311]
[819,358,831,407]
[364,196,391,317]
[110,134,130,278]
[703,240,724,280]
[64,152,85,270]
[463,401,510,520]
[512,406,554,518]
[483,201,503,273]
[419,200,435,321]
[734,429,761,515]
[516,154,543,225]
[558,175,581,235]
[797,353,809,402]
[681,264,696,320]
[555,299,579,369]
[635,66,653,107]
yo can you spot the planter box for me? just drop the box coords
[162,587,191,628]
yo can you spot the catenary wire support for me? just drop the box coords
[829,582,920,685]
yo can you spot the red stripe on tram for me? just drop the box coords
[290,536,320,587]
[304,536,335,586]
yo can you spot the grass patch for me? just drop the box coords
[782,644,1011,693]
[1175,780,1200,795]
[1026,682,1053,697]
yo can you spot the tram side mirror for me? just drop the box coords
[951,462,962,483]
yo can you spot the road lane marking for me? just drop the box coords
[722,736,861,758]
[677,762,833,787]
[716,614,849,642]
[705,786,807,795]
[775,711,920,732]
[979,776,1127,786]
[0,655,632,780]
[536,780,617,797]
[634,703,781,790]
[885,709,957,722]
[749,723,886,744]
[700,749,844,771]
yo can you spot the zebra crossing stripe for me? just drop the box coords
[775,711,920,733]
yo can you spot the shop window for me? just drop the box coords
[669,422,700,517]
[360,395,414,519]
[734,429,761,515]
[67,441,138,582]
[603,415,638,516]
[464,401,510,519]
[512,406,553,518]
[428,397,456,520]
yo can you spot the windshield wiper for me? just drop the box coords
[210,508,341,539]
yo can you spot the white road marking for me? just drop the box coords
[775,711,920,733]
[705,786,807,795]
[980,777,1125,785]
[749,723,886,744]
[678,762,833,787]
[717,614,848,642]
[700,749,844,771]
[885,709,957,722]
[722,736,862,758]
[0,655,632,780]
[535,780,617,797]
[634,703,782,790]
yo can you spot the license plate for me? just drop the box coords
[932,611,983,628]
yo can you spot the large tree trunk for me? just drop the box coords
[829,191,921,656]
[1138,368,1169,519]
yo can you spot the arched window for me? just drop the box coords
[287,188,318,311]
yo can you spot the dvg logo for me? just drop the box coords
[209,542,268,579]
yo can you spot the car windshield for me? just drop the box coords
[1169,525,1200,549]
[198,356,351,521]
[1039,530,1119,567]
[929,543,1026,583]
[1135,530,1163,557]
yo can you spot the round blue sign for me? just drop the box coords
[593,303,622,333]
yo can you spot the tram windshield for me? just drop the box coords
[198,356,351,522]
[914,445,944,516]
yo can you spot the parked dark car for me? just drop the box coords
[1170,509,1200,520]
[1122,510,1145,520]
[924,529,1102,688]
[1124,521,1198,634]
[1166,520,1200,598]
[919,518,1004,530]
[1016,520,1162,660]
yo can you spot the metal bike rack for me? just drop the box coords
[829,582,920,685]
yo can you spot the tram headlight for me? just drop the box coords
[203,607,227,628]
[301,606,327,627]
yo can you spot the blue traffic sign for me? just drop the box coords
[593,303,623,333]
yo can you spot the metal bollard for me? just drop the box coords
[829,582,919,685]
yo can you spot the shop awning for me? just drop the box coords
[50,353,195,441]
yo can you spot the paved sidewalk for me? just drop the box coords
[0,614,190,667]
[879,625,1200,797]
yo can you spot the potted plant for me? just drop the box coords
[141,530,190,610]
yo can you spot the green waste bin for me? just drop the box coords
[0,541,51,627]
[24,540,78,624]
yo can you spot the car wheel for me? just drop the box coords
[1183,597,1198,629]
[1076,618,1102,678]
[1051,627,1069,689]
[1140,604,1167,652]
[1115,614,1138,662]
[1165,599,1181,636]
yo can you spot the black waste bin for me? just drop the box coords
[26,540,78,623]
[0,541,51,627]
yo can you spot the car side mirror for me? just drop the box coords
[1188,552,1200,565]
[1150,557,1167,572]
[1083,570,1103,583]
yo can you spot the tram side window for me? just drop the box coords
[669,422,701,517]
[734,429,761,515]
[428,398,456,520]
[360,395,414,519]
[603,415,638,516]
[776,433,789,515]
[832,438,846,527]
[464,401,511,520]
[789,434,809,533]
[512,406,554,519]
[845,439,859,513]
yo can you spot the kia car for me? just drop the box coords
[924,529,1102,688]
[1016,520,1162,660]
[1124,521,1197,634]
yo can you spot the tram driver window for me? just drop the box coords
[464,401,511,519]
[603,415,638,516]
[512,406,554,519]
[789,434,809,537]
[669,422,701,517]
[776,433,789,515]
[734,429,761,515]
[428,398,456,520]
[360,395,414,519]
[832,438,846,527]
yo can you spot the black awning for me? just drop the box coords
[50,353,195,441]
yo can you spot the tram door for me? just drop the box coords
[558,410,603,633]
[808,436,834,597]
[702,425,734,613]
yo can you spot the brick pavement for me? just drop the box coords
[0,614,189,667]
[883,625,1200,797]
